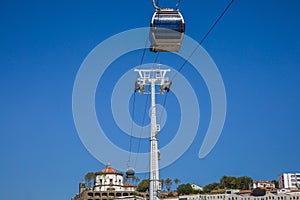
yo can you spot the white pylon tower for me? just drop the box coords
[134,68,172,200]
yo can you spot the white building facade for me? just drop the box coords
[94,163,135,192]
[191,184,203,191]
[178,192,300,200]
[250,181,276,190]
[278,173,300,189]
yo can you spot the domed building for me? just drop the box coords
[72,163,141,200]
[94,162,135,192]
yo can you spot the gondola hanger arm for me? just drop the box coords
[152,0,160,10]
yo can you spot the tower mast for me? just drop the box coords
[134,68,171,200]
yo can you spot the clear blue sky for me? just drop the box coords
[1,0,300,199]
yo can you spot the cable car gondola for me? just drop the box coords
[149,3,185,52]
[125,167,135,179]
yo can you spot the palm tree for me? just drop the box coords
[160,179,165,191]
[174,178,180,189]
[85,172,96,188]
[165,178,172,192]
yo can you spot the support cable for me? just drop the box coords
[127,39,149,164]
[176,0,181,10]
[172,0,235,80]
[158,92,168,130]
[134,93,150,168]
[156,0,235,155]
[128,93,136,163]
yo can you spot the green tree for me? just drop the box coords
[220,176,237,189]
[177,184,194,195]
[236,176,253,190]
[271,180,278,188]
[220,175,254,189]
[165,178,173,192]
[203,182,223,193]
[137,179,149,192]
[220,176,227,187]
